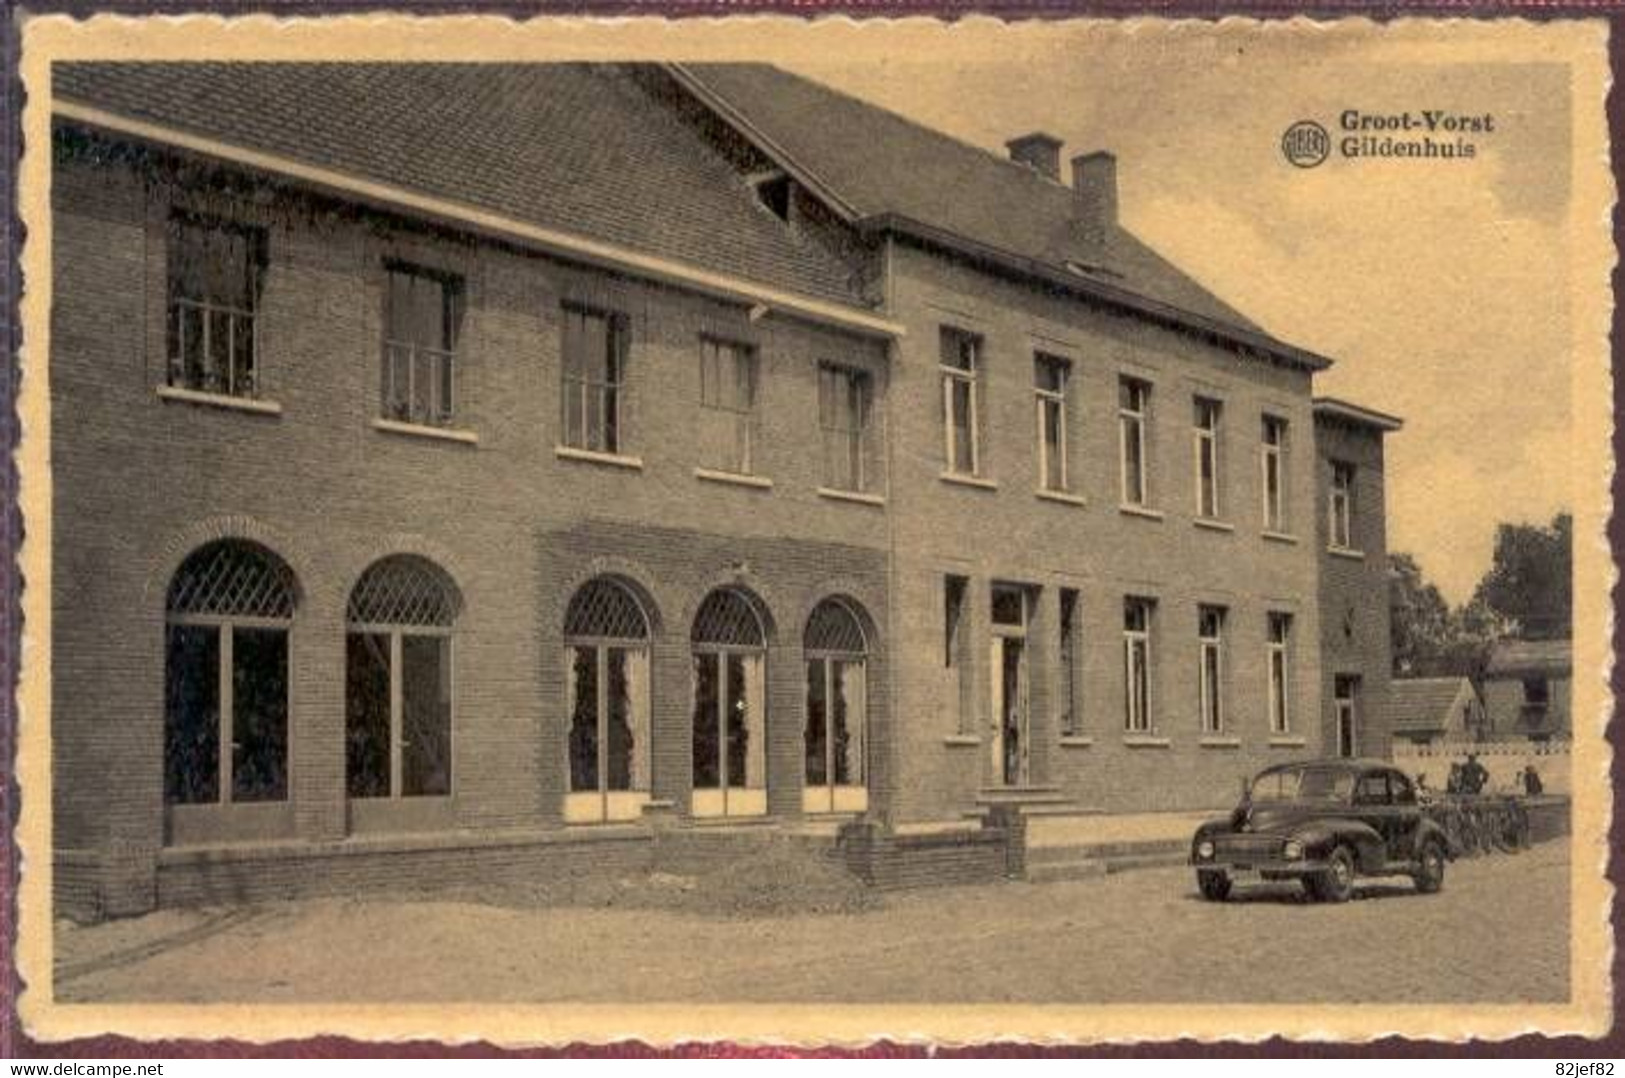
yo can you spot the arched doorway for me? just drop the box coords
[563,577,653,823]
[803,598,869,814]
[690,587,768,818]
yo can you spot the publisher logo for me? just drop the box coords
[1281,121,1330,168]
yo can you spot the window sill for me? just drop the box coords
[939,471,998,491]
[1199,736,1243,748]
[157,385,283,416]
[556,445,644,470]
[1262,530,1300,545]
[1194,517,1236,533]
[1269,735,1308,748]
[818,487,886,507]
[1328,546,1367,561]
[942,734,982,747]
[1123,734,1172,748]
[695,468,773,490]
[1036,489,1087,508]
[1059,735,1095,748]
[1118,504,1165,521]
[371,417,478,445]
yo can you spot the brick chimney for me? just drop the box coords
[1005,132,1063,182]
[1071,151,1118,228]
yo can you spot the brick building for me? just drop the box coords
[47,62,1401,917]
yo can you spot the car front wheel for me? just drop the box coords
[1413,838,1446,894]
[1310,846,1356,903]
[1197,870,1232,902]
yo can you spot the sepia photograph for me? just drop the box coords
[9,11,1615,1049]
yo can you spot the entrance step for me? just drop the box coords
[1028,837,1189,865]
[1025,858,1108,884]
[1025,837,1191,884]
[972,786,1076,813]
[1102,848,1191,874]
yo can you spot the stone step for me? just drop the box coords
[1028,837,1189,864]
[1103,849,1192,874]
[1025,859,1108,884]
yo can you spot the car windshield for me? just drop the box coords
[1250,766,1355,802]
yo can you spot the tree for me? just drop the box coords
[1388,553,1502,678]
[1472,513,1572,640]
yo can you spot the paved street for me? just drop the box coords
[55,840,1568,1005]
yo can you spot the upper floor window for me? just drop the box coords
[1261,415,1289,532]
[940,328,982,476]
[1267,611,1293,734]
[167,215,266,399]
[1119,377,1151,507]
[1193,397,1223,520]
[561,304,630,455]
[698,337,758,475]
[382,263,462,427]
[1329,460,1357,549]
[1034,354,1072,493]
[1198,605,1226,734]
[819,363,873,493]
[1123,597,1155,733]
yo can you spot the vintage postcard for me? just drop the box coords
[10,11,1615,1048]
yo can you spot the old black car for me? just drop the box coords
[1189,759,1453,902]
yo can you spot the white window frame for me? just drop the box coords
[1059,589,1081,736]
[166,214,266,401]
[1262,415,1288,532]
[1034,354,1071,493]
[1193,397,1222,520]
[699,336,758,476]
[1329,461,1356,550]
[1123,598,1154,733]
[345,623,455,800]
[561,303,629,455]
[1119,377,1150,507]
[1198,606,1225,735]
[1334,676,1358,758]
[1267,611,1293,734]
[382,261,461,428]
[941,328,982,476]
[819,363,872,493]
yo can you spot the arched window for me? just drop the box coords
[690,588,768,817]
[803,598,869,814]
[346,556,459,800]
[563,578,653,824]
[165,540,297,808]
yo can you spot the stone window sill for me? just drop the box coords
[1328,546,1367,561]
[1119,504,1165,521]
[1194,517,1236,533]
[1263,530,1300,545]
[818,487,886,507]
[157,385,283,416]
[940,471,998,491]
[371,417,478,445]
[695,468,773,490]
[1269,735,1308,748]
[1200,736,1242,748]
[1123,734,1172,748]
[1036,489,1087,508]
[942,734,982,746]
[556,445,644,470]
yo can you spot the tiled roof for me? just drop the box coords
[53,62,869,309]
[1487,638,1571,677]
[1385,677,1473,736]
[679,63,1298,349]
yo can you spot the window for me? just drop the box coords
[1123,597,1154,733]
[1198,605,1226,734]
[1329,461,1356,549]
[166,215,266,398]
[819,364,872,492]
[1267,611,1293,734]
[564,578,652,823]
[1034,354,1072,492]
[1193,397,1223,519]
[561,304,629,454]
[698,337,758,474]
[346,556,460,799]
[940,328,982,475]
[1119,377,1151,507]
[1262,415,1289,532]
[1059,589,1081,735]
[382,263,462,427]
[1334,675,1359,757]
[164,540,295,809]
[944,575,969,734]
[804,598,870,814]
[691,588,769,818]
[754,174,793,223]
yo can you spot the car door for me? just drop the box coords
[1350,769,1397,865]
[1384,768,1424,857]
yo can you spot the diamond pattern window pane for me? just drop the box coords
[167,540,297,619]
[348,555,459,627]
[565,578,649,640]
[691,588,765,647]
[805,599,867,655]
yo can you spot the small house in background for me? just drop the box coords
[1385,677,1486,745]
[1483,638,1572,742]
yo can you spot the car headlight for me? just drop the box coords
[1197,840,1215,860]
[1283,840,1304,860]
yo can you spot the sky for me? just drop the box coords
[779,22,1586,603]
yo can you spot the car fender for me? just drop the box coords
[1288,818,1386,872]
[1414,816,1454,861]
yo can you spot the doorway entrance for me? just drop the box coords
[989,584,1031,787]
